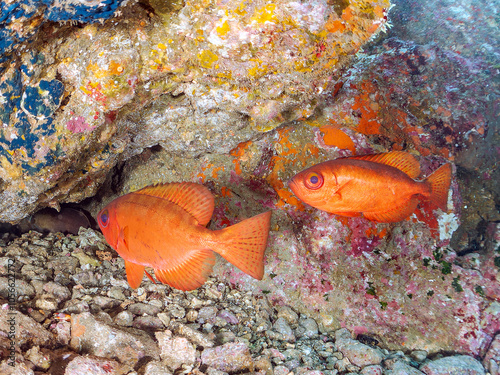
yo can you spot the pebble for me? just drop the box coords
[35,295,59,311]
[114,311,134,326]
[201,342,253,372]
[420,355,485,375]
[270,317,296,342]
[128,302,162,316]
[388,360,425,375]
[132,315,164,330]
[70,312,160,367]
[63,355,124,375]
[0,277,35,300]
[171,321,214,348]
[142,360,173,375]
[26,345,51,371]
[336,328,384,367]
[156,330,196,371]
[198,306,218,323]
[92,295,121,309]
[297,316,319,338]
[0,229,489,374]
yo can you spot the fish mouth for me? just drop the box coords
[287,178,299,195]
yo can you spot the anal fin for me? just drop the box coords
[124,260,145,289]
[154,249,216,291]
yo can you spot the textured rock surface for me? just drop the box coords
[0,229,490,374]
[0,0,390,222]
[69,311,160,366]
[75,0,500,357]
[0,0,498,369]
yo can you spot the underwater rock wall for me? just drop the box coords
[0,0,391,222]
[88,0,499,357]
[0,0,498,364]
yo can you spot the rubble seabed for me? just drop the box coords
[0,228,494,375]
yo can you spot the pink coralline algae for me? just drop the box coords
[66,116,95,133]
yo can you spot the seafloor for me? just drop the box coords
[0,0,498,374]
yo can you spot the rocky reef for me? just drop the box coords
[0,0,391,222]
[0,0,499,373]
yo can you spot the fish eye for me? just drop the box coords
[99,209,109,228]
[304,171,324,190]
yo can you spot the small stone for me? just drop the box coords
[128,302,162,316]
[411,351,428,362]
[142,360,173,375]
[157,312,171,327]
[43,281,71,303]
[47,256,79,274]
[277,306,299,326]
[270,317,296,342]
[71,250,101,267]
[198,306,218,323]
[107,286,126,300]
[206,368,229,375]
[156,330,196,371]
[114,311,134,327]
[217,310,239,324]
[52,321,71,346]
[171,321,214,348]
[70,312,159,367]
[296,317,319,338]
[390,360,425,375]
[216,330,237,344]
[71,271,99,287]
[189,296,204,309]
[205,287,223,300]
[64,355,123,375]
[420,355,485,375]
[0,310,54,348]
[133,316,164,331]
[95,311,113,324]
[0,277,35,301]
[201,342,253,373]
[92,296,121,310]
[186,309,198,322]
[254,356,273,375]
[168,304,186,318]
[335,328,383,367]
[26,346,51,371]
[361,364,383,375]
[62,299,90,314]
[274,365,290,375]
[483,335,500,375]
[36,295,59,311]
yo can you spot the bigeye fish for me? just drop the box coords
[97,182,272,291]
[288,151,452,223]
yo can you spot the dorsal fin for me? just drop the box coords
[134,182,214,226]
[348,151,421,179]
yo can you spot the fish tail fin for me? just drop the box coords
[212,211,272,280]
[425,163,452,211]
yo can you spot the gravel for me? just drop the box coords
[0,228,492,374]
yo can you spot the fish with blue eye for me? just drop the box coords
[288,151,452,223]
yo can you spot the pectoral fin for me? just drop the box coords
[124,260,145,289]
[117,226,130,255]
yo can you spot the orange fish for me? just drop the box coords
[97,182,271,291]
[288,151,452,223]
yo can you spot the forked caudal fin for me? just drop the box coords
[425,163,452,211]
[212,211,272,280]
